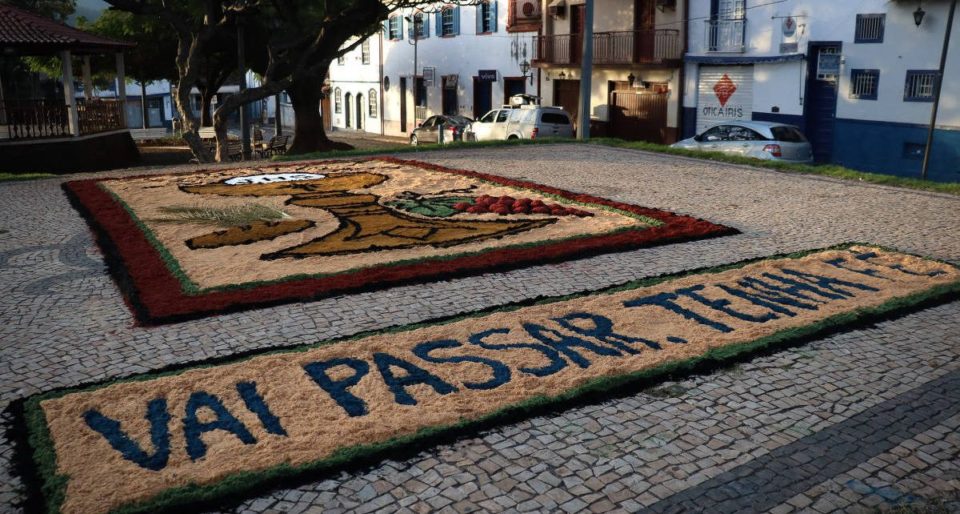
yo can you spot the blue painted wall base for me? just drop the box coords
[833,119,960,183]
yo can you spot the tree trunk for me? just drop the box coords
[140,80,148,129]
[200,89,215,127]
[286,72,352,155]
[175,75,212,162]
[213,77,293,162]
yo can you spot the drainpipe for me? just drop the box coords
[920,0,956,180]
[577,0,594,139]
[675,0,689,143]
[379,30,385,135]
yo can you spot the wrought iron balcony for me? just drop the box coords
[705,18,746,52]
[533,29,682,67]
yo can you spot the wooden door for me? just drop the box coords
[570,4,585,64]
[634,0,655,63]
[553,79,580,130]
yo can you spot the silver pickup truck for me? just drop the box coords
[466,105,574,142]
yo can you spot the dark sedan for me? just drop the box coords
[410,115,473,145]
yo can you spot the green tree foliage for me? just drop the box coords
[83,10,177,84]
[1,0,76,22]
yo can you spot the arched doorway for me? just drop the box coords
[344,92,352,128]
[356,93,364,131]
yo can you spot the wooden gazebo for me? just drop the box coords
[0,4,138,172]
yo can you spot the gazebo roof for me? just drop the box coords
[0,4,134,55]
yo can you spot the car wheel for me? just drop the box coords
[410,135,419,146]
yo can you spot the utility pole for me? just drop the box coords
[577,0,594,140]
[921,0,956,179]
[238,21,251,159]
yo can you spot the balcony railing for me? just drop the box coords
[0,99,126,141]
[705,18,746,52]
[533,29,682,66]
[0,100,70,140]
[77,99,125,136]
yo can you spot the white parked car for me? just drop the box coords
[466,105,574,142]
[671,121,814,163]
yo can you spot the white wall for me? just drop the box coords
[373,3,539,136]
[684,0,959,129]
[328,34,384,133]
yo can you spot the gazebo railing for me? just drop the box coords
[0,100,70,140]
[0,98,126,140]
[77,99,125,135]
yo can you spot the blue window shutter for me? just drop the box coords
[476,4,483,33]
[435,11,442,36]
[408,16,413,39]
[425,14,431,37]
[490,1,498,33]
[382,20,388,35]
[453,7,460,35]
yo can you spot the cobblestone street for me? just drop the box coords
[1,144,958,513]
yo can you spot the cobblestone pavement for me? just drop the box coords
[1,144,959,513]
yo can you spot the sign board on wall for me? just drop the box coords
[478,69,497,81]
[696,65,753,134]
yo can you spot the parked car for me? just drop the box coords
[410,115,473,145]
[671,121,813,163]
[466,105,574,142]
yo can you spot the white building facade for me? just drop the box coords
[532,0,686,143]
[328,0,542,138]
[682,0,959,182]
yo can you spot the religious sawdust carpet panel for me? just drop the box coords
[63,158,735,324]
[17,245,960,514]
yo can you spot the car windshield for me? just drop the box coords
[770,126,808,142]
[479,111,497,123]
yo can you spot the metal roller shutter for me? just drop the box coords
[696,65,753,134]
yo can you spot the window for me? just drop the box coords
[477,1,497,33]
[361,40,370,65]
[495,110,509,122]
[479,110,497,122]
[699,125,731,141]
[387,16,402,40]
[540,112,570,125]
[816,47,840,81]
[770,126,808,143]
[904,70,937,102]
[903,142,925,160]
[855,14,885,43]
[438,7,459,36]
[408,12,429,39]
[717,0,745,19]
[334,88,342,113]
[849,69,879,100]
[368,89,378,117]
[725,126,764,141]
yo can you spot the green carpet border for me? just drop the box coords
[10,242,960,514]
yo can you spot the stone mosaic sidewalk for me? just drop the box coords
[1,144,959,513]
